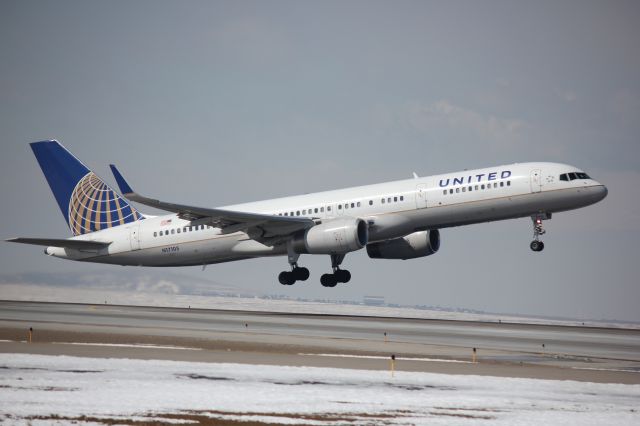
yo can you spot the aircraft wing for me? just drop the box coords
[6,237,111,250]
[109,165,314,241]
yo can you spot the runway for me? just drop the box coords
[1,300,639,384]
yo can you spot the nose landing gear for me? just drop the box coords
[530,213,551,252]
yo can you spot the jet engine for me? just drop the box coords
[292,218,368,255]
[366,230,440,260]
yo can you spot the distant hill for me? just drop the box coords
[0,270,259,298]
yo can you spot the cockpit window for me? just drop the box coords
[560,172,591,181]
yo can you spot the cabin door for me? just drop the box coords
[530,169,542,193]
[416,184,428,209]
[129,225,141,251]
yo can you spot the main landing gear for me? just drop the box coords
[278,248,309,285]
[278,265,310,285]
[278,252,352,287]
[320,254,351,288]
[530,213,550,252]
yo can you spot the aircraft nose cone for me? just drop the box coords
[594,184,608,202]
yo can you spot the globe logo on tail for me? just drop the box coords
[68,172,142,236]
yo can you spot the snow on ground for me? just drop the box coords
[1,354,639,425]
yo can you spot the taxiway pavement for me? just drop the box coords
[1,300,639,384]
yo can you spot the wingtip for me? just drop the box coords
[109,164,134,195]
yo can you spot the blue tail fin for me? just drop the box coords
[30,140,144,236]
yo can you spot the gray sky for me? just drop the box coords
[1,1,639,321]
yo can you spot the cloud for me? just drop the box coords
[208,16,292,65]
[556,90,577,103]
[368,100,527,149]
[404,100,526,141]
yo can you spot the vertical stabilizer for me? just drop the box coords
[30,140,143,236]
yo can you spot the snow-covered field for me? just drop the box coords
[1,354,639,425]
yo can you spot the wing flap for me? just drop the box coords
[109,164,314,241]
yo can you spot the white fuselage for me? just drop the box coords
[46,162,607,266]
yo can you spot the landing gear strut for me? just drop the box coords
[278,246,309,285]
[320,254,351,287]
[530,213,550,252]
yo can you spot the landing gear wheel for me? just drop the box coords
[320,274,338,287]
[293,267,310,281]
[530,240,544,252]
[335,269,351,283]
[278,271,295,285]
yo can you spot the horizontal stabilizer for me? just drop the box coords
[6,237,111,250]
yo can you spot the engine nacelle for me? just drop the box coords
[366,230,440,260]
[292,218,368,255]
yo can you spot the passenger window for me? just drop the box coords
[475,185,478,190]
[443,190,447,195]
[394,197,397,202]
[177,228,181,233]
[351,203,355,208]
[369,200,373,205]
[449,189,453,194]
[327,206,331,212]
[560,174,568,181]
[357,202,361,207]
[321,207,325,212]
[456,188,460,193]
[462,187,466,192]
[315,208,318,213]
[171,229,175,234]
[494,183,498,188]
[507,181,511,186]
[296,211,300,216]
[338,205,342,210]
[468,186,472,192]
[302,210,306,215]
[381,198,385,204]
[400,196,404,201]
[387,197,391,203]
[153,232,157,237]
[481,184,485,189]
[500,182,504,187]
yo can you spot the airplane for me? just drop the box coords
[7,140,607,287]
